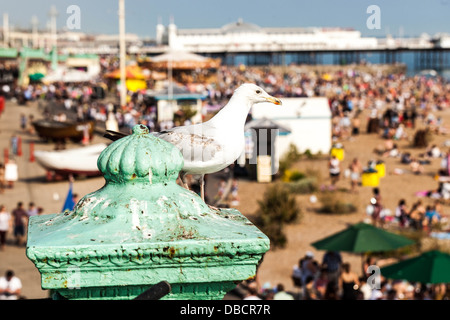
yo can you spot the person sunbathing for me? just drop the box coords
[410,158,424,174]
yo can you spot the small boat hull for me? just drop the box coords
[34,144,107,180]
[32,119,96,142]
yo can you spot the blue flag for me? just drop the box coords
[62,182,75,212]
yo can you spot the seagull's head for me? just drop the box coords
[235,83,282,106]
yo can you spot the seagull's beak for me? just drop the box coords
[264,96,282,105]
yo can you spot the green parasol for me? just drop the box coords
[311,222,415,253]
[381,250,450,284]
[28,73,45,82]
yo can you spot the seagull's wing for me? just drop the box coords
[154,125,224,166]
[103,125,228,173]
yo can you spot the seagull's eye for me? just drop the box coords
[256,90,261,94]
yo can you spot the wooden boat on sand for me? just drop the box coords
[32,119,96,142]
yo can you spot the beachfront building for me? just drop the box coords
[250,97,332,173]
[157,19,379,52]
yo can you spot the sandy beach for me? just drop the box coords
[0,93,449,299]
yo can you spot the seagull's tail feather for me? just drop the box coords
[104,130,162,141]
[104,130,129,141]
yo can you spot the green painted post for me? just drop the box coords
[26,124,270,300]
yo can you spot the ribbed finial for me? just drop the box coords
[97,124,184,184]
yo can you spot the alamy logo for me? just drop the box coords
[67,265,81,289]
[66,5,81,30]
[366,265,381,289]
[366,5,381,30]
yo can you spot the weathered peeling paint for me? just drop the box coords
[148,168,153,184]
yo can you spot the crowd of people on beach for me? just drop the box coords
[326,151,448,232]
[0,200,40,298]
[3,62,449,137]
[0,201,44,252]
[1,61,450,299]
[362,186,447,232]
[309,64,450,236]
[233,250,449,300]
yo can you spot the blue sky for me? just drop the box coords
[1,0,450,39]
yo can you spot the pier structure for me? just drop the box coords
[2,19,450,70]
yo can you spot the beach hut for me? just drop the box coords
[145,83,207,124]
[250,97,332,173]
[244,118,291,182]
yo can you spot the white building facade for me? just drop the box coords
[156,19,379,53]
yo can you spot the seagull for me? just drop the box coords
[104,83,282,201]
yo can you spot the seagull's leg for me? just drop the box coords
[200,174,205,202]
[202,175,220,211]
[179,171,190,190]
[183,175,190,190]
